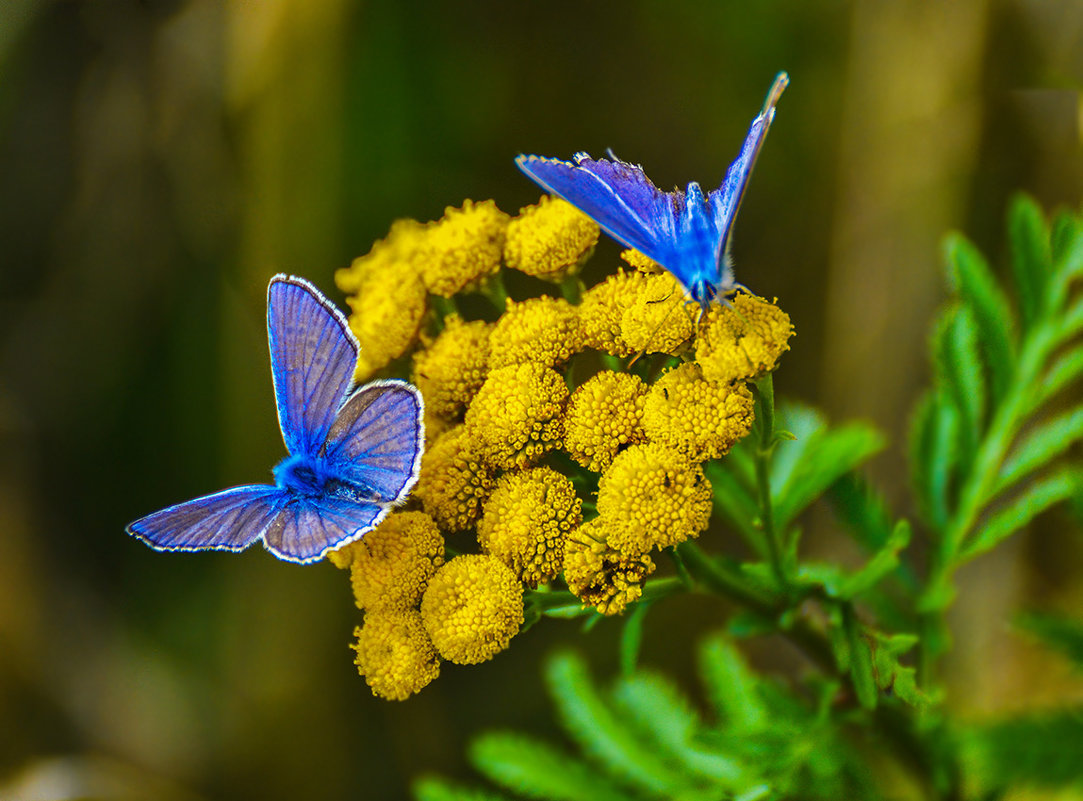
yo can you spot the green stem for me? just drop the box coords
[753,374,789,593]
[559,275,583,304]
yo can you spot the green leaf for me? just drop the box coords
[704,461,765,556]
[834,520,912,600]
[909,389,960,531]
[413,777,515,801]
[960,467,1082,562]
[698,634,769,732]
[619,600,651,676]
[772,423,886,531]
[545,652,691,796]
[1008,194,1052,329]
[1050,208,1081,262]
[944,232,1017,400]
[1032,344,1083,410]
[962,709,1083,791]
[1049,225,1083,312]
[933,304,986,462]
[995,406,1083,496]
[1016,612,1083,671]
[842,606,878,710]
[770,402,825,490]
[469,733,629,801]
[868,631,927,708]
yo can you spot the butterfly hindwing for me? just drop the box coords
[267,275,358,458]
[262,495,388,564]
[323,380,424,504]
[127,485,286,553]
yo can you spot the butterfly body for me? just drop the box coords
[128,276,424,564]
[516,72,787,311]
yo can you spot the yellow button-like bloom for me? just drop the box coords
[563,517,656,616]
[352,609,441,701]
[620,248,664,274]
[412,314,492,420]
[696,293,794,384]
[420,554,524,665]
[578,269,643,357]
[417,200,509,298]
[504,195,599,281]
[563,371,648,472]
[336,220,429,381]
[414,425,496,534]
[619,272,696,355]
[488,296,583,370]
[477,467,582,587]
[642,362,755,462]
[597,442,712,552]
[341,511,445,613]
[465,362,567,470]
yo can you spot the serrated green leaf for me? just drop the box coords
[909,389,960,531]
[944,233,1017,400]
[698,635,769,733]
[1016,612,1083,671]
[704,461,765,556]
[827,473,893,550]
[1049,226,1083,312]
[1032,344,1083,410]
[995,407,1083,496]
[545,652,691,796]
[1050,209,1081,262]
[868,632,927,708]
[1008,194,1052,329]
[962,709,1083,791]
[772,423,886,531]
[413,777,516,801]
[934,304,986,462]
[961,467,1082,562]
[770,402,825,490]
[834,520,912,600]
[842,607,877,710]
[469,733,629,801]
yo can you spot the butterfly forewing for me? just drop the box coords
[262,496,388,564]
[323,380,424,504]
[267,276,358,458]
[127,485,286,553]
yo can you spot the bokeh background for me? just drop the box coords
[1,1,1081,799]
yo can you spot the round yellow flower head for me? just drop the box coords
[642,362,755,462]
[696,293,794,384]
[417,199,509,297]
[620,248,664,274]
[563,371,648,473]
[619,272,696,355]
[352,609,440,701]
[465,362,567,470]
[420,554,524,665]
[477,467,582,587]
[597,442,712,552]
[578,269,644,357]
[412,314,492,420]
[563,517,656,616]
[414,424,496,534]
[504,195,600,281]
[336,218,427,294]
[346,511,445,613]
[488,296,583,370]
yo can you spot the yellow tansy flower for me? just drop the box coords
[620,248,664,274]
[352,609,441,701]
[414,425,496,534]
[504,195,599,281]
[465,362,567,470]
[696,293,794,384]
[336,218,427,294]
[420,554,524,665]
[417,199,509,297]
[412,314,492,420]
[488,296,583,370]
[597,442,712,553]
[343,511,445,613]
[642,362,755,462]
[619,272,696,355]
[563,371,648,472]
[578,269,643,357]
[564,517,656,616]
[477,467,582,587]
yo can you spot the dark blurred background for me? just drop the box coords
[1,1,1081,799]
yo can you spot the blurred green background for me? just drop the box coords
[1,1,1081,799]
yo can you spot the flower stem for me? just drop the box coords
[753,374,789,594]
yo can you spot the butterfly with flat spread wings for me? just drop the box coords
[127,275,424,564]
[516,72,788,312]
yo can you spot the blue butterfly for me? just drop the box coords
[516,72,788,311]
[127,275,425,564]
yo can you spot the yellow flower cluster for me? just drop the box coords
[330,193,794,696]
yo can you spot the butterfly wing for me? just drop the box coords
[516,152,682,268]
[322,379,424,504]
[262,495,388,564]
[267,275,358,458]
[707,73,788,273]
[127,485,286,554]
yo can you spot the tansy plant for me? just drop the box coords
[329,192,1083,800]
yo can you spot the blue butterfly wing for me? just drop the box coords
[127,485,286,553]
[516,152,682,267]
[262,496,388,564]
[267,275,358,458]
[322,380,424,504]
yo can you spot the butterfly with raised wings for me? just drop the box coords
[516,72,788,312]
[127,275,424,564]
